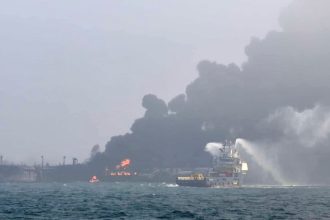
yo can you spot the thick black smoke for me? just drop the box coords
[92,0,330,184]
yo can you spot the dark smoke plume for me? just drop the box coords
[91,0,330,184]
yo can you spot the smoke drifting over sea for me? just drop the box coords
[254,105,330,184]
[90,0,330,185]
[266,105,330,148]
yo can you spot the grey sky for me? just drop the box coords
[0,0,291,164]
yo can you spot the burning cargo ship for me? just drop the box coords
[104,158,174,182]
[105,158,138,179]
[176,142,248,187]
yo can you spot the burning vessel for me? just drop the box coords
[104,158,176,182]
[176,142,248,187]
[106,159,134,177]
[89,175,100,183]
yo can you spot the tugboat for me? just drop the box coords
[176,141,248,187]
[89,175,100,183]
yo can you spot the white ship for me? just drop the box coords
[176,142,248,187]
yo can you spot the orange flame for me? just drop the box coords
[107,158,133,176]
[120,158,131,168]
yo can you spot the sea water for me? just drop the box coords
[0,182,329,219]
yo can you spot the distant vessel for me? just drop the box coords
[176,142,248,187]
[89,175,99,183]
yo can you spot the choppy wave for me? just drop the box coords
[243,184,329,189]
[0,182,329,219]
[164,183,179,188]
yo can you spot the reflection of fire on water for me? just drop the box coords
[106,158,138,177]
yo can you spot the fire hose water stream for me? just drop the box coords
[235,138,288,185]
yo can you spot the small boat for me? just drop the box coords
[89,175,100,183]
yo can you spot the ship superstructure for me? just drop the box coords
[176,142,248,187]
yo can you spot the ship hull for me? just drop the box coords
[176,176,243,188]
[175,179,208,187]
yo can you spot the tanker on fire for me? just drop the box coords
[104,158,179,182]
[105,158,137,177]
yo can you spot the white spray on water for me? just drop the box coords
[235,138,288,185]
[203,105,330,185]
[204,139,289,185]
